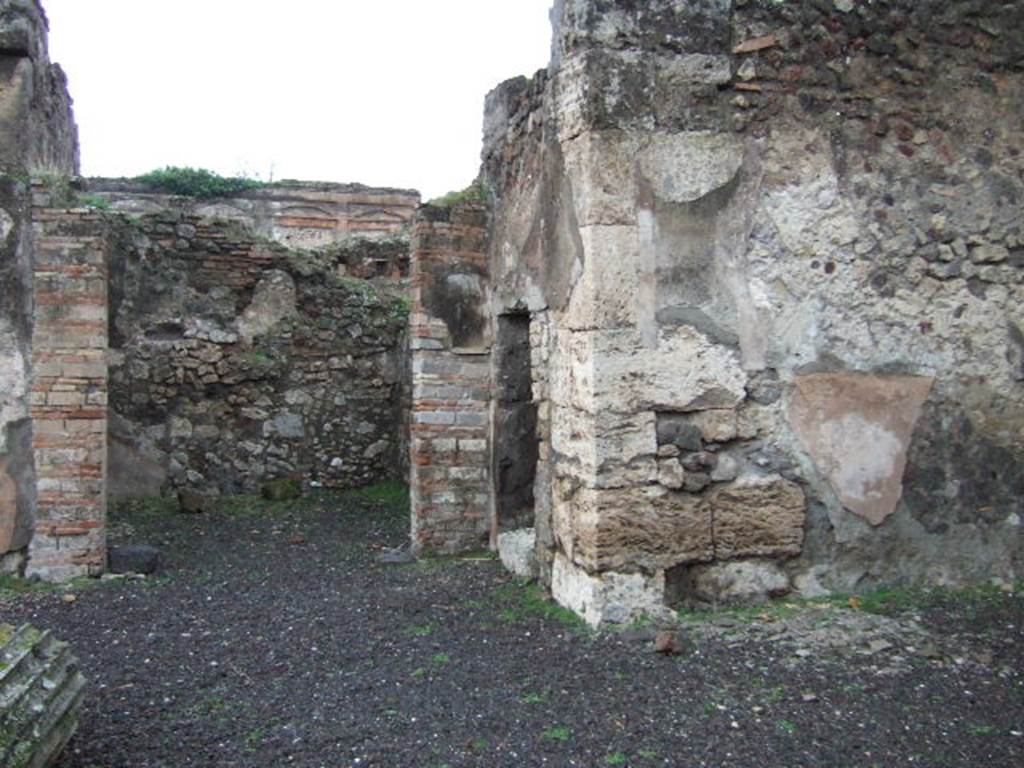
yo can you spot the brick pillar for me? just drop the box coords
[26,207,108,580]
[408,202,492,555]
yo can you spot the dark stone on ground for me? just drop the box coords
[107,544,162,575]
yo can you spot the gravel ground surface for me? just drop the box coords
[2,486,1022,768]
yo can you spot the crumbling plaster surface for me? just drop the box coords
[476,0,1024,623]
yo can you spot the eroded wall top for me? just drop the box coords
[86,179,420,251]
[0,0,78,175]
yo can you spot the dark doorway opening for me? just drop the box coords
[493,312,538,531]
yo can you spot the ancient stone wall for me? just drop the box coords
[408,203,491,554]
[86,179,418,252]
[467,0,1024,624]
[0,0,78,575]
[105,211,409,498]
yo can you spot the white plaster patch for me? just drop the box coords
[818,414,902,504]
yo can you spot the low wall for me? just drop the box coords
[106,210,410,497]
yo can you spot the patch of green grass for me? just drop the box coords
[604,752,628,766]
[427,180,489,208]
[628,613,653,630]
[766,685,788,702]
[218,493,272,517]
[431,652,450,667]
[520,690,549,705]
[405,621,437,638]
[470,738,489,751]
[243,727,265,749]
[967,723,997,736]
[0,574,53,596]
[357,479,409,508]
[637,748,658,760]
[76,193,111,210]
[488,581,588,631]
[677,581,1022,625]
[411,667,427,679]
[541,726,571,742]
[778,719,796,734]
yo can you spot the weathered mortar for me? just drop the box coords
[413,0,1024,624]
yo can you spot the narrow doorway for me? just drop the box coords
[493,312,538,531]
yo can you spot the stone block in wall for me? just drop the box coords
[554,483,713,573]
[706,474,805,560]
[549,404,655,489]
[550,326,746,415]
[0,623,86,768]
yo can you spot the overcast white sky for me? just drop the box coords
[42,1,553,200]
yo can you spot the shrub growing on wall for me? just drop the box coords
[134,166,262,199]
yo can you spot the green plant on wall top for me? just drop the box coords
[134,166,263,199]
[427,180,489,208]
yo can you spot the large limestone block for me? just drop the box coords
[551,552,670,627]
[558,484,713,572]
[637,131,744,204]
[550,405,656,488]
[550,327,746,415]
[563,225,641,331]
[593,327,747,414]
[788,373,934,526]
[561,131,639,226]
[706,474,805,559]
[561,130,743,226]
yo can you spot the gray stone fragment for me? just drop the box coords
[710,454,739,482]
[656,416,703,451]
[683,472,711,493]
[376,547,415,565]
